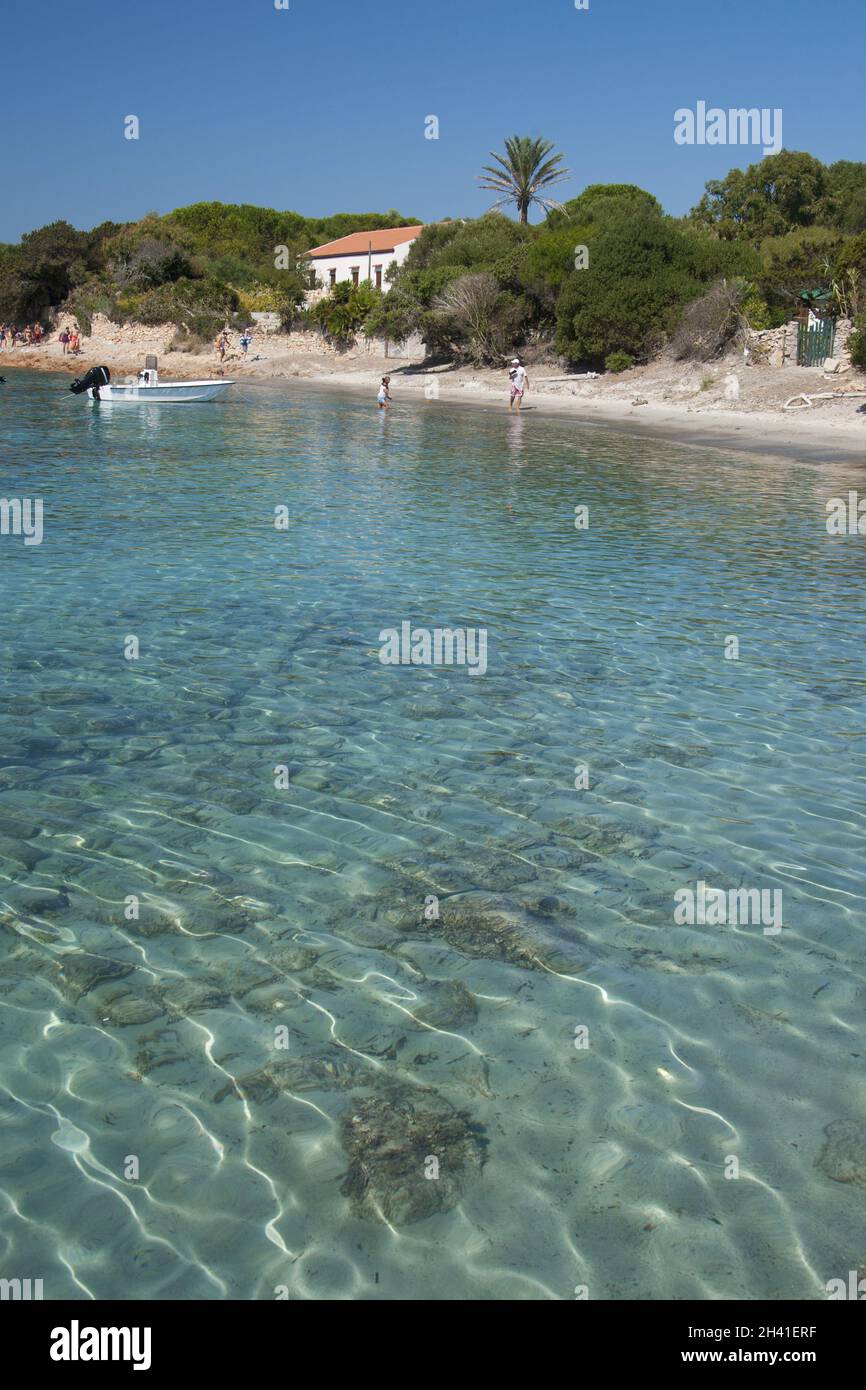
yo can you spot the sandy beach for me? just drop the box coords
[5,318,866,463]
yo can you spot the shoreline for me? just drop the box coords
[5,338,866,465]
[295,370,866,465]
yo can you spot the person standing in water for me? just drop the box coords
[508,357,528,412]
[377,376,392,409]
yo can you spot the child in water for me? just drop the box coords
[377,376,392,409]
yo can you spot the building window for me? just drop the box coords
[351,267,360,287]
[375,266,383,290]
[329,268,337,288]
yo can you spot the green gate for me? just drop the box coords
[797,318,836,366]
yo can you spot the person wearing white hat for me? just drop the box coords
[508,357,528,413]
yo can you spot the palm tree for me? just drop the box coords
[478,136,570,224]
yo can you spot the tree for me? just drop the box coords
[478,136,570,224]
[757,227,843,313]
[554,183,662,226]
[831,230,866,320]
[826,162,866,233]
[0,220,90,321]
[689,152,831,242]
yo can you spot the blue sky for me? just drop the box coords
[4,0,865,241]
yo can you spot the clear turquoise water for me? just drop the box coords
[1,369,865,1300]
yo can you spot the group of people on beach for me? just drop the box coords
[59,327,82,354]
[375,356,529,411]
[0,322,49,350]
[0,322,81,353]
[215,329,254,363]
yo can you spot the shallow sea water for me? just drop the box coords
[1,369,865,1300]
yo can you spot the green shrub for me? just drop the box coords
[757,227,842,314]
[557,184,663,226]
[833,231,866,319]
[604,350,635,372]
[312,280,381,344]
[66,282,119,334]
[848,320,866,370]
[403,214,528,274]
[363,266,461,349]
[556,211,707,367]
[233,282,282,313]
[741,294,775,330]
[517,223,597,320]
[126,277,242,335]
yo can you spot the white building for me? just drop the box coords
[305,225,423,295]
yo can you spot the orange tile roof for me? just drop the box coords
[306,225,424,258]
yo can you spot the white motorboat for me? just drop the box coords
[70,359,234,403]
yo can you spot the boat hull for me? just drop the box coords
[87,380,234,403]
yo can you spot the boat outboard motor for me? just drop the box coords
[69,365,111,398]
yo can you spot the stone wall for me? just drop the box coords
[382,332,426,359]
[51,311,426,364]
[748,320,798,368]
[832,317,854,362]
[271,329,338,356]
[57,312,176,354]
[247,329,425,360]
[748,317,854,368]
[250,312,282,333]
